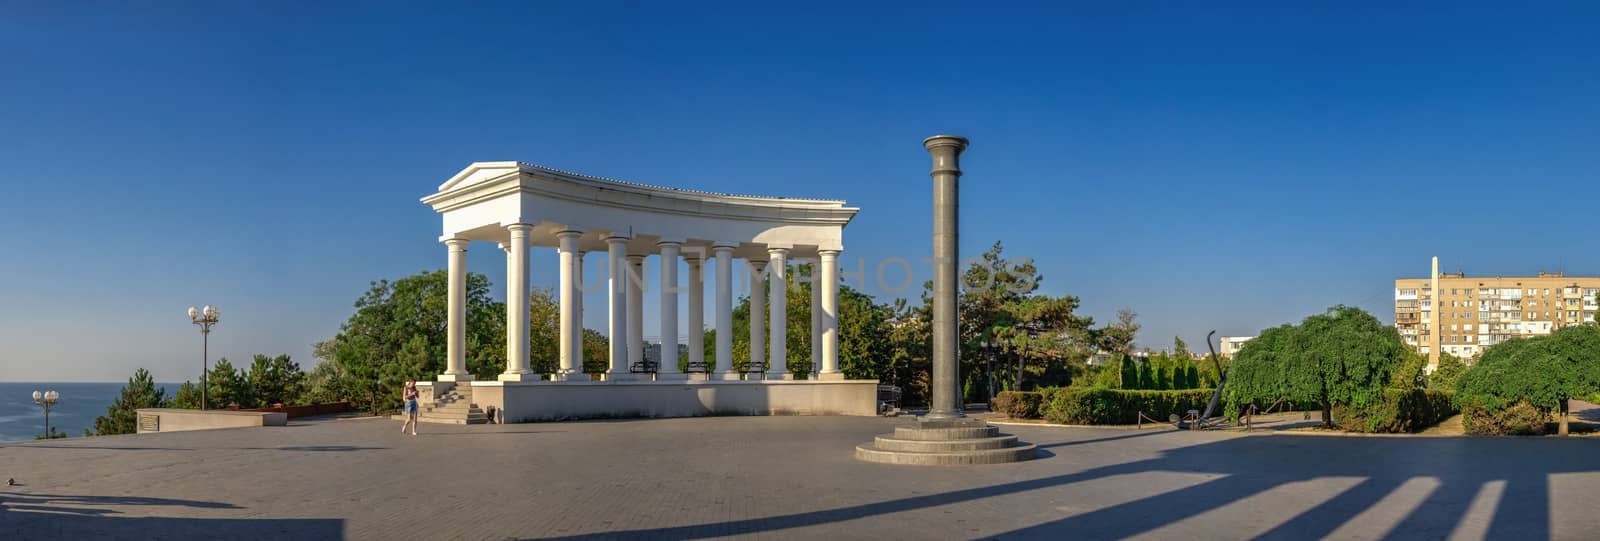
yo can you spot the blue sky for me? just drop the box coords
[3,2,1598,382]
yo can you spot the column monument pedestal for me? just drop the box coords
[855,135,1036,465]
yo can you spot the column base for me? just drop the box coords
[763,373,793,381]
[655,372,690,381]
[605,372,649,382]
[711,372,743,381]
[436,373,475,382]
[498,372,543,382]
[555,372,592,382]
[817,372,848,381]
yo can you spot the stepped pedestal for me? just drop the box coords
[854,418,1036,465]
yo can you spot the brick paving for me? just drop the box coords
[5,415,1600,540]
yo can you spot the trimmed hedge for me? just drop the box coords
[1044,388,1215,425]
[1462,400,1551,435]
[992,391,1048,419]
[1334,389,1457,433]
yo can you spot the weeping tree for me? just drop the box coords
[1456,325,1600,435]
[1224,306,1405,428]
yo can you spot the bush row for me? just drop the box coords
[1045,388,1216,425]
[1333,389,1457,433]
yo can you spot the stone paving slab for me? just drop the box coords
[5,415,1600,540]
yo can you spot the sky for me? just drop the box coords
[2,2,1598,382]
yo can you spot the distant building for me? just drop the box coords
[644,342,689,367]
[1218,336,1254,359]
[1396,257,1600,368]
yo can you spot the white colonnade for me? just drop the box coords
[424,162,858,384]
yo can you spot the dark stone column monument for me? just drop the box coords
[854,135,1037,465]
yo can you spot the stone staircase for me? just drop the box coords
[419,384,488,425]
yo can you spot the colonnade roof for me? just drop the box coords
[423,161,859,260]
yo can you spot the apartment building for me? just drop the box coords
[1395,257,1600,369]
[1218,336,1255,359]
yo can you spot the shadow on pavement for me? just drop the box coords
[532,434,1599,540]
[1,492,343,539]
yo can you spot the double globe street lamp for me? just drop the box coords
[188,305,220,410]
[33,389,60,438]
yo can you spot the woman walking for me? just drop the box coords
[401,378,420,435]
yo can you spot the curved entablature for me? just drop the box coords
[421,161,859,258]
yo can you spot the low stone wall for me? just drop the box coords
[134,408,288,434]
[466,379,879,423]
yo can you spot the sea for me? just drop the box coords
[0,382,182,442]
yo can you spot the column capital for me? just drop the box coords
[627,254,646,262]
[445,238,470,251]
[712,245,737,255]
[749,259,768,270]
[506,223,534,233]
[657,240,682,248]
[556,229,583,240]
[818,249,842,257]
[767,247,790,256]
[605,235,630,245]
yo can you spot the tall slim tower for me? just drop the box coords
[1430,256,1440,368]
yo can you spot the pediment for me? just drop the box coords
[437,161,522,192]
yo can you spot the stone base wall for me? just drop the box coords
[465,380,879,423]
[134,408,288,434]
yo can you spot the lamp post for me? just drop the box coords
[188,305,220,410]
[33,389,59,438]
[979,340,996,405]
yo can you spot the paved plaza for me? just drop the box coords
[5,415,1600,540]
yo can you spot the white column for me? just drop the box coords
[441,238,472,381]
[575,251,587,378]
[606,236,629,378]
[557,230,587,381]
[658,242,681,377]
[628,255,645,372]
[767,248,789,380]
[820,250,841,378]
[501,225,535,381]
[687,254,705,375]
[748,259,766,378]
[811,263,822,378]
[714,246,735,378]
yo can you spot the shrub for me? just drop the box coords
[1044,388,1215,425]
[1462,400,1551,436]
[992,391,1047,419]
[1334,389,1457,433]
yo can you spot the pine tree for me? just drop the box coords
[169,381,202,409]
[1137,360,1154,390]
[92,368,167,435]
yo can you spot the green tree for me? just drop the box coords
[1137,359,1154,390]
[1093,308,1139,355]
[1119,354,1139,390]
[1223,306,1406,428]
[319,270,504,411]
[302,360,355,405]
[1456,325,1600,435]
[206,358,250,408]
[1186,362,1201,389]
[1151,354,1170,390]
[1430,352,1467,391]
[1092,362,1122,388]
[169,381,202,409]
[247,354,306,407]
[92,368,167,436]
